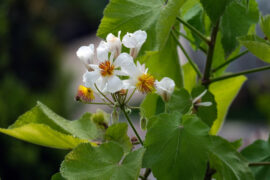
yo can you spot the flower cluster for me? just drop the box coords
[75,30,175,105]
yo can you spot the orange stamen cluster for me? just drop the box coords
[136,74,155,93]
[99,61,115,77]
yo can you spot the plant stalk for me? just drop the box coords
[172,31,202,78]
[206,65,270,84]
[176,17,210,44]
[212,50,249,73]
[202,19,220,85]
[121,106,144,145]
[249,162,270,166]
[141,168,152,180]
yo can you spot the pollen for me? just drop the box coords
[99,61,115,77]
[136,73,155,93]
[76,85,95,103]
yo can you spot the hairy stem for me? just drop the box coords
[172,31,202,78]
[212,50,249,73]
[249,162,270,166]
[140,168,152,180]
[121,106,144,145]
[202,19,220,85]
[206,65,270,84]
[176,17,210,44]
[94,84,114,105]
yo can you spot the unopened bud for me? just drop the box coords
[125,107,132,114]
[140,116,148,131]
[76,85,95,103]
[111,109,119,124]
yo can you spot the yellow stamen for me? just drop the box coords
[136,74,155,93]
[99,61,114,77]
[76,85,95,103]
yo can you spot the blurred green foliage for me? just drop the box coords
[0,0,107,179]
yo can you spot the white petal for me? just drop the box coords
[133,30,147,46]
[114,53,136,73]
[106,76,123,93]
[156,77,175,94]
[76,44,95,64]
[97,41,109,62]
[196,102,212,107]
[192,90,208,103]
[83,71,100,88]
[122,33,138,48]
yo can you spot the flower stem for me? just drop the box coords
[249,162,270,166]
[94,84,114,105]
[176,17,210,44]
[121,106,144,145]
[202,19,220,85]
[140,168,152,180]
[87,102,112,105]
[125,88,136,104]
[172,31,202,78]
[211,50,249,73]
[206,65,270,84]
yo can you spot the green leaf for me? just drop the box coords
[105,123,132,153]
[191,86,217,127]
[209,76,247,134]
[260,15,270,40]
[220,0,259,54]
[143,113,209,180]
[97,0,186,51]
[60,142,145,180]
[166,88,192,114]
[51,173,65,180]
[241,138,270,179]
[140,34,183,87]
[231,138,243,150]
[238,35,270,63]
[200,0,232,24]
[182,62,197,93]
[0,102,103,149]
[209,136,254,180]
[140,93,165,120]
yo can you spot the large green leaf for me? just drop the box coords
[143,113,209,180]
[97,0,186,51]
[209,76,247,134]
[166,88,192,114]
[140,93,165,120]
[51,173,65,180]
[140,34,183,87]
[260,15,270,40]
[60,142,145,180]
[241,138,270,179]
[220,0,259,54]
[0,102,102,149]
[105,122,132,153]
[200,0,232,24]
[210,136,254,180]
[238,35,270,63]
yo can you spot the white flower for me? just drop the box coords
[155,77,175,102]
[83,49,134,93]
[76,44,95,70]
[122,30,147,58]
[192,90,212,107]
[106,31,122,58]
[123,61,155,93]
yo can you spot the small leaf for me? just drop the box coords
[143,113,210,180]
[51,173,65,180]
[166,88,192,114]
[220,0,259,54]
[209,76,247,134]
[241,138,270,179]
[238,35,270,63]
[191,86,217,127]
[60,142,145,180]
[260,15,270,40]
[231,138,243,150]
[105,123,132,153]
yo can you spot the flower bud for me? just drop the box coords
[111,109,119,124]
[155,77,175,102]
[91,109,110,130]
[140,116,148,131]
[75,85,95,103]
[106,31,122,58]
[76,44,95,70]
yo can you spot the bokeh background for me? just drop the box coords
[0,0,269,179]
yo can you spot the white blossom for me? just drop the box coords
[122,30,147,58]
[76,44,95,70]
[155,77,175,101]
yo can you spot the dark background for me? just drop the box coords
[0,0,269,179]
